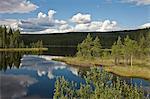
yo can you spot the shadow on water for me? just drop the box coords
[43,46,77,56]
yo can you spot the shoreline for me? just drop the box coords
[0,48,48,52]
[52,57,150,81]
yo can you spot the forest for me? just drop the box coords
[53,32,150,98]
[0,26,44,49]
[21,28,150,49]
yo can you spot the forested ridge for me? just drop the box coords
[21,28,150,48]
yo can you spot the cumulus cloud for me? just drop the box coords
[88,21,103,31]
[98,20,118,31]
[140,23,150,28]
[74,20,118,32]
[121,0,150,5]
[18,10,70,33]
[0,0,38,13]
[71,13,91,24]
[0,10,120,33]
[74,23,90,31]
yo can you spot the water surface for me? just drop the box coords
[0,53,149,99]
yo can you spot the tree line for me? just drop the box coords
[77,33,150,66]
[0,26,43,48]
[112,34,150,66]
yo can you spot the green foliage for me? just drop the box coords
[111,35,149,66]
[123,36,138,66]
[30,40,43,48]
[54,67,147,99]
[137,35,149,58]
[91,36,102,57]
[76,33,150,66]
[77,33,93,58]
[111,36,123,64]
[19,40,25,48]
[21,28,150,49]
[0,26,22,48]
[53,76,76,99]
[77,34,102,59]
[0,26,44,49]
[123,36,138,57]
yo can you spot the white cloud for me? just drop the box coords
[0,10,120,33]
[74,20,118,32]
[0,19,21,29]
[140,23,150,28]
[71,13,91,24]
[38,12,47,19]
[98,20,118,31]
[74,23,90,31]
[0,0,38,13]
[19,10,68,33]
[121,0,150,5]
[48,10,56,19]
[88,21,103,31]
[55,20,67,25]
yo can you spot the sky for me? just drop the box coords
[0,0,149,34]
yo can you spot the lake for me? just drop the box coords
[0,51,150,99]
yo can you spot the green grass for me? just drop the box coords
[0,48,48,52]
[52,57,150,80]
[104,65,150,80]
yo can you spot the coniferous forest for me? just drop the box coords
[0,26,23,48]
[0,26,44,49]
[0,0,150,99]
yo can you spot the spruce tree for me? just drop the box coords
[77,33,93,59]
[91,36,102,58]
[123,36,138,66]
[111,36,123,64]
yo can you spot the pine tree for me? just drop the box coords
[77,33,93,59]
[138,35,147,58]
[123,36,138,66]
[111,36,123,64]
[91,36,102,58]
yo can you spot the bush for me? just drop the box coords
[53,67,147,99]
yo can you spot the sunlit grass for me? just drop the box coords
[52,57,112,67]
[52,57,150,80]
[0,48,48,52]
[104,65,150,80]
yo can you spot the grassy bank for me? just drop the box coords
[104,66,150,80]
[0,48,48,52]
[52,57,150,80]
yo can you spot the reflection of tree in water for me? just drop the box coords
[0,51,42,71]
[0,52,23,71]
[0,51,43,71]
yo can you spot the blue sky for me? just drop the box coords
[0,0,149,33]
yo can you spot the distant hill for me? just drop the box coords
[21,28,150,49]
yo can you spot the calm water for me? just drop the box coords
[43,46,77,56]
[0,51,150,99]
